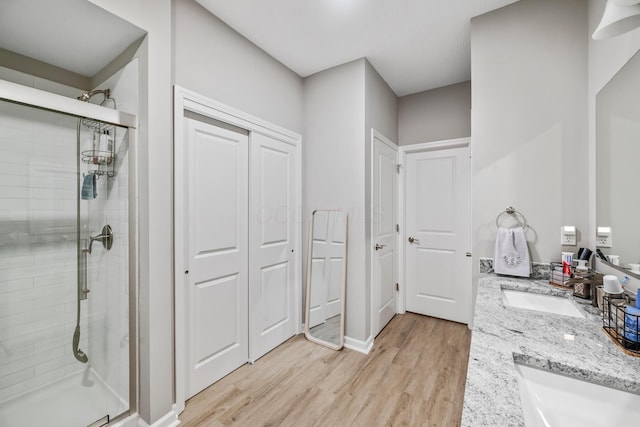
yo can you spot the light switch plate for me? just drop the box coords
[561,226,576,246]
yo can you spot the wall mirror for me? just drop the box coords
[596,49,640,278]
[304,210,348,350]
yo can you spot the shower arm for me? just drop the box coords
[77,89,110,103]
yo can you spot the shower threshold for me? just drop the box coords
[0,368,127,427]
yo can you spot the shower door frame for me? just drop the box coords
[0,78,139,425]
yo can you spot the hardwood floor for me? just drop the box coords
[179,313,471,427]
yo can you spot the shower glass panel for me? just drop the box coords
[0,98,130,427]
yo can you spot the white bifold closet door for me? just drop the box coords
[183,118,298,398]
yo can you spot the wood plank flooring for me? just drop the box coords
[179,313,471,427]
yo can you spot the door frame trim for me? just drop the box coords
[370,129,399,338]
[398,137,470,314]
[173,85,302,414]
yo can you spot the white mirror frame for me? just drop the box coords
[304,209,348,350]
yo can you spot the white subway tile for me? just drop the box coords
[0,346,63,378]
[0,278,33,295]
[0,366,67,403]
[0,301,33,318]
[0,367,33,389]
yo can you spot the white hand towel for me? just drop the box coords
[493,227,531,278]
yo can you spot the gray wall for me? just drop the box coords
[365,60,398,145]
[364,60,398,341]
[303,59,367,342]
[471,0,588,314]
[173,0,303,133]
[303,58,398,345]
[398,81,471,145]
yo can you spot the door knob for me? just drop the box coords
[408,236,420,244]
[375,243,386,250]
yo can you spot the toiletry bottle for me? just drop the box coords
[99,131,107,152]
[624,289,640,346]
[622,276,630,288]
[106,130,114,163]
[92,131,100,164]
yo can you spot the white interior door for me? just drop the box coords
[372,132,398,337]
[308,211,346,328]
[405,145,471,324]
[184,118,249,398]
[249,133,298,361]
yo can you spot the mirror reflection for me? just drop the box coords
[596,49,640,274]
[304,210,347,350]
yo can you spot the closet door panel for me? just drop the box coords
[249,133,298,361]
[184,118,249,398]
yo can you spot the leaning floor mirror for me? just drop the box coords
[304,209,348,350]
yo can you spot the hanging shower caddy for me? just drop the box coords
[80,117,116,178]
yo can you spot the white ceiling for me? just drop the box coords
[196,0,520,96]
[0,0,145,78]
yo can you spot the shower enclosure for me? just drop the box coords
[0,81,136,427]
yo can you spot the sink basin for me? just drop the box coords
[515,363,640,426]
[502,289,585,318]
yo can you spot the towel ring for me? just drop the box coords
[496,206,527,229]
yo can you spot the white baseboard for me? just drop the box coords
[136,406,181,427]
[344,335,373,354]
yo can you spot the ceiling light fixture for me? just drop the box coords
[593,0,640,40]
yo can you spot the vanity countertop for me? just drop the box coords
[461,274,640,426]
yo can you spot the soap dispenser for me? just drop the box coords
[624,290,640,348]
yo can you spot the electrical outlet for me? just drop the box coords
[597,236,612,247]
[596,227,612,248]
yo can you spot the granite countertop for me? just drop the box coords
[461,274,640,426]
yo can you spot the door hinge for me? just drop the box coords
[396,164,402,174]
[396,283,399,292]
[396,224,399,233]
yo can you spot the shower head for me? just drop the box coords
[72,325,88,363]
[77,89,110,103]
[77,92,91,102]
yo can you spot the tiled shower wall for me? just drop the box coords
[85,58,138,407]
[84,122,130,408]
[0,59,136,408]
[0,102,85,402]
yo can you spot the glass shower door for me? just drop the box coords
[0,98,130,427]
